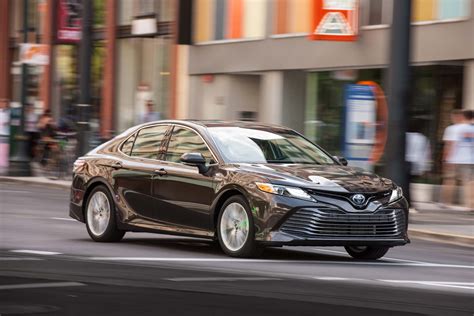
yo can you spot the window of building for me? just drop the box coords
[412,0,470,22]
[274,0,313,35]
[131,125,168,159]
[193,0,266,43]
[361,0,392,26]
[165,127,214,163]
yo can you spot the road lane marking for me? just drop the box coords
[88,257,474,269]
[89,257,275,262]
[0,282,85,291]
[50,217,76,222]
[380,280,474,291]
[312,248,427,264]
[0,257,43,261]
[10,250,62,256]
[165,277,281,282]
[315,277,362,281]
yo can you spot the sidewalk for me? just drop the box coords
[1,176,472,247]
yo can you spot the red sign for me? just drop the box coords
[310,0,359,41]
[57,0,82,43]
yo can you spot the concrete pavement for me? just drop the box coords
[1,175,472,247]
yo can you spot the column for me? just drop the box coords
[39,0,53,110]
[0,0,10,101]
[463,60,474,110]
[259,71,283,125]
[101,0,116,139]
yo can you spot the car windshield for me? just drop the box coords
[208,127,336,165]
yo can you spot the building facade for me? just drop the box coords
[0,0,176,140]
[183,0,474,183]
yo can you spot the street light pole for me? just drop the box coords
[76,0,93,157]
[385,0,412,201]
[9,0,32,176]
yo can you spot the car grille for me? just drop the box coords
[280,208,406,239]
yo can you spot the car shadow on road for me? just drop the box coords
[108,236,354,262]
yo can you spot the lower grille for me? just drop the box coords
[280,208,405,239]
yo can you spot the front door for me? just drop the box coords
[152,125,217,234]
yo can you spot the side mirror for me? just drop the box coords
[334,156,348,166]
[180,152,209,174]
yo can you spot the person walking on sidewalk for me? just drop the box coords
[442,109,474,209]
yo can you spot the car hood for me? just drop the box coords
[236,163,394,193]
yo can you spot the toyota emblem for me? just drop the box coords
[351,194,366,205]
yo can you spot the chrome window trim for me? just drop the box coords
[167,123,221,165]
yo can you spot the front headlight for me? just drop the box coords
[255,182,315,201]
[389,187,403,203]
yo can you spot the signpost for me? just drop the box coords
[310,0,359,41]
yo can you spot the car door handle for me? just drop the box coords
[111,162,123,169]
[154,168,167,176]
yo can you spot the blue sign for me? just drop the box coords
[343,84,376,170]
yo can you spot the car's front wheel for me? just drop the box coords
[344,246,389,260]
[217,195,262,258]
[85,186,125,242]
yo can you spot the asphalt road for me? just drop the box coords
[1,182,473,315]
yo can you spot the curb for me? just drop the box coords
[408,229,473,248]
[0,176,71,190]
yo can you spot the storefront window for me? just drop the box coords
[116,37,171,132]
[305,65,464,184]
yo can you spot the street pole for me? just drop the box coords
[9,0,32,176]
[385,0,412,201]
[76,0,93,157]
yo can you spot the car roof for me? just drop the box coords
[138,119,292,131]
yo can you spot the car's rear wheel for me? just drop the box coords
[85,186,125,242]
[344,246,389,260]
[217,195,262,258]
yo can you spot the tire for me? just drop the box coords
[344,246,390,260]
[85,185,125,242]
[217,195,263,258]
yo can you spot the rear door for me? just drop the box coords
[151,125,217,233]
[113,124,170,224]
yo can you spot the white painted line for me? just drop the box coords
[165,277,280,282]
[0,257,43,261]
[88,257,474,269]
[51,217,76,222]
[10,250,62,256]
[89,257,273,262]
[312,248,427,264]
[314,277,361,281]
[0,282,85,291]
[380,280,474,291]
[0,189,27,193]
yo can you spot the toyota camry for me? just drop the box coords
[70,120,409,259]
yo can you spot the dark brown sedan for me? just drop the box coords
[70,120,409,259]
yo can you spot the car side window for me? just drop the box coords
[165,127,214,164]
[130,125,168,159]
[121,133,136,156]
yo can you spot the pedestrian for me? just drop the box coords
[37,110,57,165]
[138,100,161,124]
[406,124,431,207]
[0,99,10,170]
[441,109,474,209]
[25,104,39,159]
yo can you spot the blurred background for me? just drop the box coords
[0,0,472,208]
